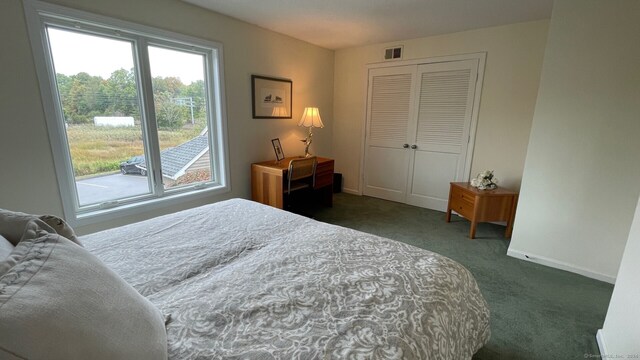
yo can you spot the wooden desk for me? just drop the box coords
[251,157,334,209]
[446,182,518,239]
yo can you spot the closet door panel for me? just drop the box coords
[406,59,478,210]
[406,151,458,211]
[363,66,416,201]
[363,146,410,202]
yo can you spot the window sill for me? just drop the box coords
[70,183,230,228]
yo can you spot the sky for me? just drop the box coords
[47,27,205,84]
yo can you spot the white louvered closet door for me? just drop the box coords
[405,59,478,210]
[363,66,416,202]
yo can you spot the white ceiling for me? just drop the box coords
[183,0,554,50]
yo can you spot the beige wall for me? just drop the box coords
[0,0,334,234]
[599,194,640,355]
[509,0,640,282]
[333,20,549,194]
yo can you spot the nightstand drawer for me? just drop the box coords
[450,196,474,218]
[451,185,475,204]
[460,191,475,204]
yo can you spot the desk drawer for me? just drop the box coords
[316,161,333,176]
[315,173,333,189]
[315,159,334,189]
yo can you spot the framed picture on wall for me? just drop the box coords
[251,75,292,119]
[271,138,285,161]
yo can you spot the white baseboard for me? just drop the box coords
[506,249,616,284]
[342,188,361,195]
[596,329,607,356]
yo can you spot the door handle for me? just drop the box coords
[403,144,409,148]
[411,144,418,149]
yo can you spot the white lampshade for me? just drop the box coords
[298,107,324,128]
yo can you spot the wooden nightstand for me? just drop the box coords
[446,182,518,239]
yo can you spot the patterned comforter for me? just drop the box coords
[82,199,490,359]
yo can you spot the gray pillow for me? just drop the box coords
[0,235,12,261]
[0,219,167,360]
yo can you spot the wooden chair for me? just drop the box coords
[285,156,317,211]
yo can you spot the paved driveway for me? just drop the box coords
[76,173,150,206]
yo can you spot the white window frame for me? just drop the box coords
[23,0,230,227]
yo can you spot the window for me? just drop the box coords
[25,1,229,226]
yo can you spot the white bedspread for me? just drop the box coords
[82,198,490,359]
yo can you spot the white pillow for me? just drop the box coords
[0,219,167,360]
[0,235,12,261]
[0,209,81,246]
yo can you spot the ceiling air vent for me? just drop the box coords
[384,46,403,61]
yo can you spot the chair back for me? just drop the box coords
[287,157,317,193]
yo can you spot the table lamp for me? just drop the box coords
[298,107,324,157]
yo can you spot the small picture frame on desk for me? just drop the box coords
[271,138,284,162]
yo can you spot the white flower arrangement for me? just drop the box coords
[470,170,498,190]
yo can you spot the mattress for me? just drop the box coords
[82,198,490,359]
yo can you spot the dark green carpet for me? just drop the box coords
[303,193,613,359]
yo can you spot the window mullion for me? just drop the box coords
[135,38,164,196]
[207,49,226,186]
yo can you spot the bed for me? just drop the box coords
[79,198,490,359]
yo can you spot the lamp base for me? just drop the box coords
[303,140,312,157]
[301,127,313,157]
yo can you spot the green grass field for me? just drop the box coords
[67,124,203,176]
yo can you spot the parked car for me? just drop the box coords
[120,155,147,176]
